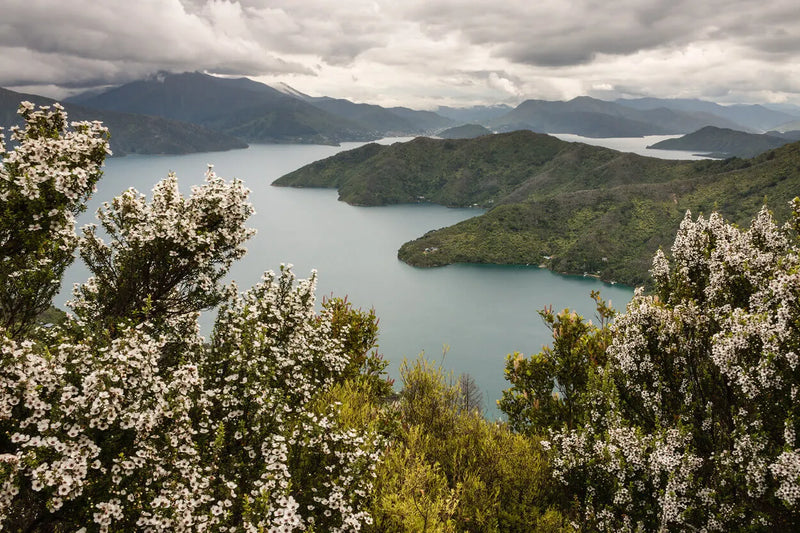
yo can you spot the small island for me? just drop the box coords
[647,125,793,158]
[437,123,493,139]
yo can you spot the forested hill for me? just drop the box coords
[273,131,697,206]
[273,131,800,286]
[647,125,793,158]
[437,123,493,139]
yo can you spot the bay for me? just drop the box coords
[551,133,713,160]
[58,137,639,417]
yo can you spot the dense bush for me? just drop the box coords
[502,205,800,531]
[369,357,572,533]
[0,103,390,532]
[500,290,615,435]
[0,102,108,338]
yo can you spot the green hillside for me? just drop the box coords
[273,131,800,286]
[275,130,694,206]
[647,126,791,158]
[437,123,493,139]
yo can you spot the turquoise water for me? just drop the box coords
[59,140,634,416]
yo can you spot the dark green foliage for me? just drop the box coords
[398,185,688,286]
[499,292,615,434]
[35,305,68,327]
[437,124,493,139]
[323,295,394,398]
[647,125,792,158]
[400,140,800,286]
[275,130,575,207]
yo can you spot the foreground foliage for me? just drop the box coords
[0,102,108,338]
[369,358,572,533]
[502,205,800,530]
[0,103,389,532]
[6,101,800,532]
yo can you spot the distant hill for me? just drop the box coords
[437,124,492,139]
[300,96,453,136]
[386,107,454,132]
[764,103,800,118]
[274,130,800,286]
[436,105,513,124]
[68,72,375,145]
[69,72,454,144]
[487,96,744,138]
[767,130,800,141]
[1,87,247,156]
[300,97,416,135]
[617,97,798,131]
[647,126,793,158]
[773,120,800,133]
[275,131,577,207]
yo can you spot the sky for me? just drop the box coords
[2,0,800,109]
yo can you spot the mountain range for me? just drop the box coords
[65,72,453,145]
[63,72,800,146]
[436,105,513,124]
[616,97,799,131]
[488,96,752,137]
[0,86,247,156]
[5,71,800,156]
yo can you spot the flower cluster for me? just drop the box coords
[0,102,108,336]
[198,267,384,532]
[1,103,384,531]
[73,165,255,335]
[544,206,800,531]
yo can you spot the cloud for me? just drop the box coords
[485,73,522,98]
[0,0,312,89]
[2,0,800,107]
[404,0,800,67]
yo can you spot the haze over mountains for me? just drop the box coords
[488,96,747,138]
[616,98,800,132]
[65,71,800,144]
[3,71,800,157]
